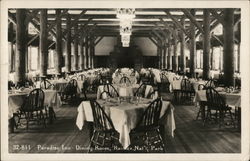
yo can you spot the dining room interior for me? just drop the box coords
[7,7,242,154]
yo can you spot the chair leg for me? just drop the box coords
[196,108,201,120]
[228,109,236,128]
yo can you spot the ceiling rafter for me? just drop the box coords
[165,11,192,39]
[181,9,204,33]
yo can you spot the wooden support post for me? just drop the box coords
[79,34,84,70]
[211,47,214,70]
[89,34,94,69]
[164,45,168,69]
[180,17,186,73]
[65,14,71,73]
[74,24,79,71]
[167,38,172,70]
[39,9,48,76]
[223,9,235,86]
[189,9,196,78]
[90,35,95,68]
[237,43,240,72]
[9,22,15,72]
[15,9,28,83]
[55,9,63,74]
[157,43,162,69]
[85,34,89,69]
[163,43,167,69]
[203,9,210,80]
[173,28,178,72]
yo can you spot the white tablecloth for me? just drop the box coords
[76,98,176,148]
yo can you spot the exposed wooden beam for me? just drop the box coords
[46,14,206,19]
[94,36,104,46]
[25,10,40,25]
[152,29,164,43]
[209,10,225,26]
[182,9,204,33]
[27,9,68,45]
[164,11,191,39]
[8,11,16,25]
[148,36,160,47]
[62,10,87,37]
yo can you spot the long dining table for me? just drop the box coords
[8,88,62,132]
[76,98,176,149]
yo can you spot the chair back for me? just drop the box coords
[40,79,53,89]
[21,88,45,112]
[119,76,131,84]
[205,79,216,88]
[134,83,147,97]
[90,101,115,131]
[160,73,170,84]
[181,78,193,91]
[136,98,162,127]
[64,79,78,94]
[102,84,119,98]
[77,74,86,81]
[206,87,226,110]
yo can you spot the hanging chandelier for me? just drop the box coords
[116,8,135,19]
[116,8,135,47]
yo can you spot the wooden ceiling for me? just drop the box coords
[8,8,241,46]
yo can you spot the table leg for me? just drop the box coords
[48,107,56,124]
[237,107,241,131]
[200,101,206,121]
[9,118,15,133]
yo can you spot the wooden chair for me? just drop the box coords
[61,79,78,103]
[77,74,86,81]
[40,79,54,89]
[119,76,131,84]
[180,78,195,104]
[128,98,165,153]
[158,73,170,95]
[196,84,207,121]
[89,101,123,153]
[18,88,47,130]
[204,87,235,128]
[205,79,216,88]
[134,83,147,98]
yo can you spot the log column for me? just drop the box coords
[180,17,186,73]
[79,33,84,70]
[162,42,167,69]
[74,24,79,71]
[202,9,210,80]
[91,36,95,68]
[89,34,94,69]
[173,28,178,72]
[55,9,63,74]
[157,44,162,69]
[9,22,15,72]
[223,9,235,86]
[85,33,89,69]
[65,14,71,73]
[190,9,196,77]
[39,9,48,76]
[167,36,172,70]
[15,9,28,83]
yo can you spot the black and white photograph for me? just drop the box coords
[1,0,249,161]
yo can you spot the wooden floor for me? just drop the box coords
[9,99,241,153]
